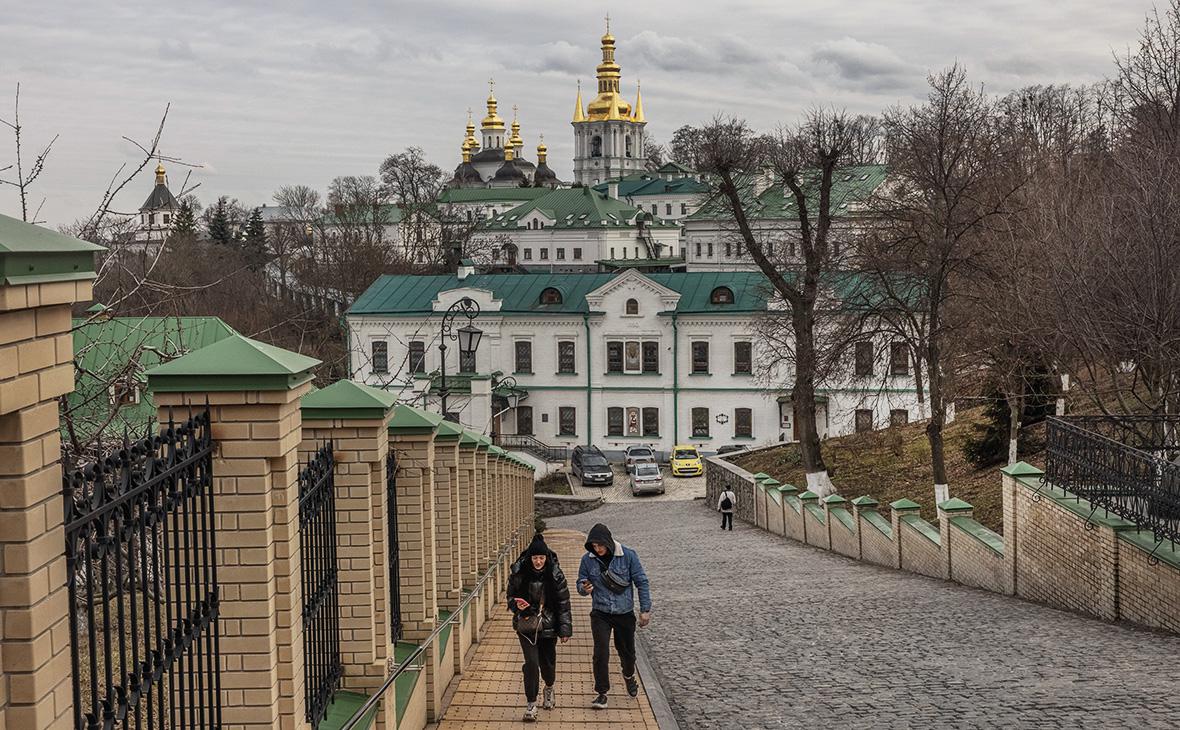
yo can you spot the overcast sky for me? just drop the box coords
[0,1,1151,227]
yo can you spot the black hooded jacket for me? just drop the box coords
[506,543,574,639]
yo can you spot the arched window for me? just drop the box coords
[591,136,603,158]
[710,286,735,305]
[540,287,563,305]
[625,298,639,315]
[625,135,633,158]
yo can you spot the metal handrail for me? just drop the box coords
[338,529,523,730]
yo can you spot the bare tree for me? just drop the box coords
[0,83,57,223]
[866,66,1029,501]
[698,112,873,495]
[379,147,445,263]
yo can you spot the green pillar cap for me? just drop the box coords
[890,498,921,511]
[761,477,781,487]
[0,212,104,285]
[777,484,798,495]
[850,495,879,508]
[488,445,507,457]
[752,472,771,481]
[459,430,481,446]
[937,497,974,512]
[387,404,442,435]
[434,420,464,441]
[822,494,847,505]
[798,490,819,500]
[477,434,494,449]
[146,332,320,392]
[1000,461,1044,477]
[301,379,396,420]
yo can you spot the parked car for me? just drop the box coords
[715,444,751,456]
[623,445,656,473]
[629,462,665,496]
[571,445,613,486]
[670,444,704,477]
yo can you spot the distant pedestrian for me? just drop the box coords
[507,534,573,722]
[576,523,652,710]
[718,487,736,530]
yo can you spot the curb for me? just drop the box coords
[635,631,682,730]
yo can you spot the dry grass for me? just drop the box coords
[733,406,1045,533]
[534,471,573,495]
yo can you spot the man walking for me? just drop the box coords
[718,486,736,530]
[576,523,652,710]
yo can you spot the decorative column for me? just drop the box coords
[386,405,446,721]
[147,333,320,730]
[298,379,396,726]
[0,219,99,730]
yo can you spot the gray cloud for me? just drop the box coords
[0,0,1152,227]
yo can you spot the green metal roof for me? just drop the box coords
[67,316,237,442]
[687,164,887,221]
[318,203,406,226]
[349,271,775,316]
[146,332,320,392]
[593,174,708,198]
[482,187,676,230]
[0,212,103,285]
[301,379,397,420]
[437,187,549,204]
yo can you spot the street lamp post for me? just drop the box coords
[438,297,482,421]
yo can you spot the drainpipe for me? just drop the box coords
[672,313,680,444]
[584,313,593,446]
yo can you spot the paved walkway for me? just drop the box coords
[552,501,1180,729]
[434,529,660,729]
[571,465,705,503]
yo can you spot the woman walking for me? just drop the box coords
[507,533,573,721]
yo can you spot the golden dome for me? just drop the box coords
[504,143,515,162]
[463,109,480,152]
[585,24,632,122]
[509,105,524,149]
[481,78,505,130]
[536,134,548,163]
[154,162,166,184]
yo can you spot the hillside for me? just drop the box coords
[732,406,1044,533]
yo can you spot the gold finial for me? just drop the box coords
[482,80,504,129]
[509,106,524,150]
[632,80,645,123]
[504,143,515,162]
[154,161,166,185]
[537,133,548,163]
[573,79,586,123]
[488,77,495,96]
[587,23,631,121]
[605,12,611,37]
[462,140,472,163]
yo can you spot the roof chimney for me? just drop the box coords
[607,180,619,199]
[752,166,775,197]
[456,258,476,280]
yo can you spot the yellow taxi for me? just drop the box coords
[670,444,704,477]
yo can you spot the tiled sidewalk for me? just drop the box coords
[434,529,660,729]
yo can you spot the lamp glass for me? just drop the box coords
[457,324,482,355]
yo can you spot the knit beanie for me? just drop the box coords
[525,533,549,559]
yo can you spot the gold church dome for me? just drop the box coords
[584,20,632,122]
[481,79,505,129]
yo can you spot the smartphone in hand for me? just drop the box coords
[514,598,530,610]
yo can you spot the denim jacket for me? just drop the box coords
[576,540,652,615]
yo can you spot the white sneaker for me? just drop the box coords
[523,702,538,721]
[543,685,555,710]
[590,693,608,710]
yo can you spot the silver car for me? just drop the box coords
[629,462,665,496]
[624,445,656,473]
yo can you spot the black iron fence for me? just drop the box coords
[63,409,221,729]
[385,450,403,643]
[1045,416,1180,546]
[299,443,342,728]
[493,434,568,463]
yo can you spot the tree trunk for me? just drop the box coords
[925,336,948,504]
[792,305,831,495]
[1006,392,1023,465]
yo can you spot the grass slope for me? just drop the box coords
[733,406,1043,533]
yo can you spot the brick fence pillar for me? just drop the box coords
[890,499,921,570]
[298,379,396,726]
[1000,462,1043,597]
[0,219,99,730]
[147,332,320,730]
[937,498,975,580]
[431,421,463,677]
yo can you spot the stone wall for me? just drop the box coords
[536,492,605,518]
[711,459,1180,636]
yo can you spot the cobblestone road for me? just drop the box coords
[551,500,1180,729]
[571,465,705,503]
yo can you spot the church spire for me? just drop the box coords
[632,81,645,123]
[573,79,586,123]
[586,20,632,121]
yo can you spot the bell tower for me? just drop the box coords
[572,17,647,186]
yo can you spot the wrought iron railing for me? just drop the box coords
[63,408,221,729]
[493,433,568,463]
[1045,416,1180,546]
[299,443,343,728]
[385,450,403,643]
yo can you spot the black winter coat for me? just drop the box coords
[506,548,573,639]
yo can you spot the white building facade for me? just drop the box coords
[346,269,927,458]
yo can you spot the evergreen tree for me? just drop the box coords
[171,199,197,235]
[243,207,268,270]
[206,197,233,246]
